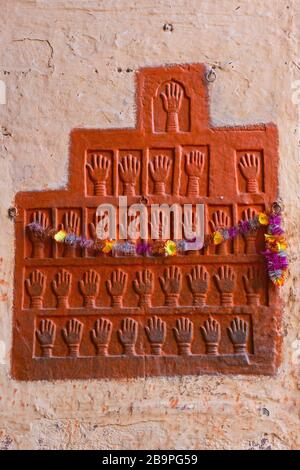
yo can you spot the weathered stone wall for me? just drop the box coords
[0,0,299,449]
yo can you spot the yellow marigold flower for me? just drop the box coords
[54,230,67,242]
[102,240,115,253]
[165,240,177,256]
[258,212,269,225]
[213,231,223,245]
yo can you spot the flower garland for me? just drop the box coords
[26,206,288,286]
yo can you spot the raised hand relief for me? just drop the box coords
[173,317,193,356]
[160,81,183,132]
[86,153,110,196]
[239,153,260,193]
[61,211,81,258]
[119,155,140,195]
[79,269,100,308]
[36,319,56,357]
[227,317,249,354]
[145,316,167,355]
[149,155,171,195]
[243,266,261,306]
[62,318,83,357]
[200,316,221,355]
[91,318,112,356]
[210,210,230,255]
[187,265,209,306]
[185,150,205,196]
[159,266,182,307]
[214,265,236,307]
[118,318,138,355]
[133,269,153,307]
[25,269,46,309]
[28,211,50,259]
[52,269,71,308]
[106,269,128,307]
[241,208,258,254]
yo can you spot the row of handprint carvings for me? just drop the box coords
[86,150,261,196]
[26,265,262,309]
[36,316,249,357]
[27,207,261,258]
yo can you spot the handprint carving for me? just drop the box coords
[160,81,183,132]
[243,266,261,306]
[210,210,230,255]
[187,266,209,306]
[28,211,51,259]
[118,318,138,355]
[25,270,46,309]
[159,266,182,307]
[200,316,221,355]
[241,208,258,254]
[62,318,83,357]
[185,150,205,196]
[149,155,171,195]
[61,211,81,258]
[86,153,111,196]
[79,269,100,308]
[173,317,193,356]
[52,269,71,308]
[214,265,236,307]
[133,269,153,307]
[239,153,260,193]
[36,319,56,357]
[91,318,112,356]
[106,269,128,307]
[119,155,140,195]
[145,316,167,355]
[227,317,249,354]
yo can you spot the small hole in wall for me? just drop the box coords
[163,23,174,32]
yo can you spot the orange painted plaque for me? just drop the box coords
[12,64,281,380]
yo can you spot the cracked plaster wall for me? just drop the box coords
[0,0,300,450]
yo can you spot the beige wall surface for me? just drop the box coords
[0,0,299,449]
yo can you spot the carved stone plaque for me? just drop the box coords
[12,64,281,380]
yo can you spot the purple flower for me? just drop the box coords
[228,226,239,239]
[269,214,281,226]
[136,241,152,256]
[238,220,250,234]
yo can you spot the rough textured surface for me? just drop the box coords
[0,0,299,450]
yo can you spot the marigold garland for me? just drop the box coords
[26,206,288,287]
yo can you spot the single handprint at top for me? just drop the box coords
[79,269,100,308]
[145,316,167,355]
[241,208,258,254]
[239,153,260,193]
[28,211,50,258]
[185,150,205,196]
[210,210,230,255]
[52,269,72,308]
[62,318,83,357]
[36,319,56,357]
[25,269,46,309]
[86,153,111,196]
[243,266,261,305]
[160,81,183,132]
[200,316,221,355]
[106,269,128,307]
[159,266,182,307]
[187,265,209,306]
[214,265,236,307]
[91,318,112,356]
[133,269,153,307]
[119,155,140,196]
[227,317,249,354]
[173,317,194,356]
[118,317,138,356]
[149,155,171,195]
